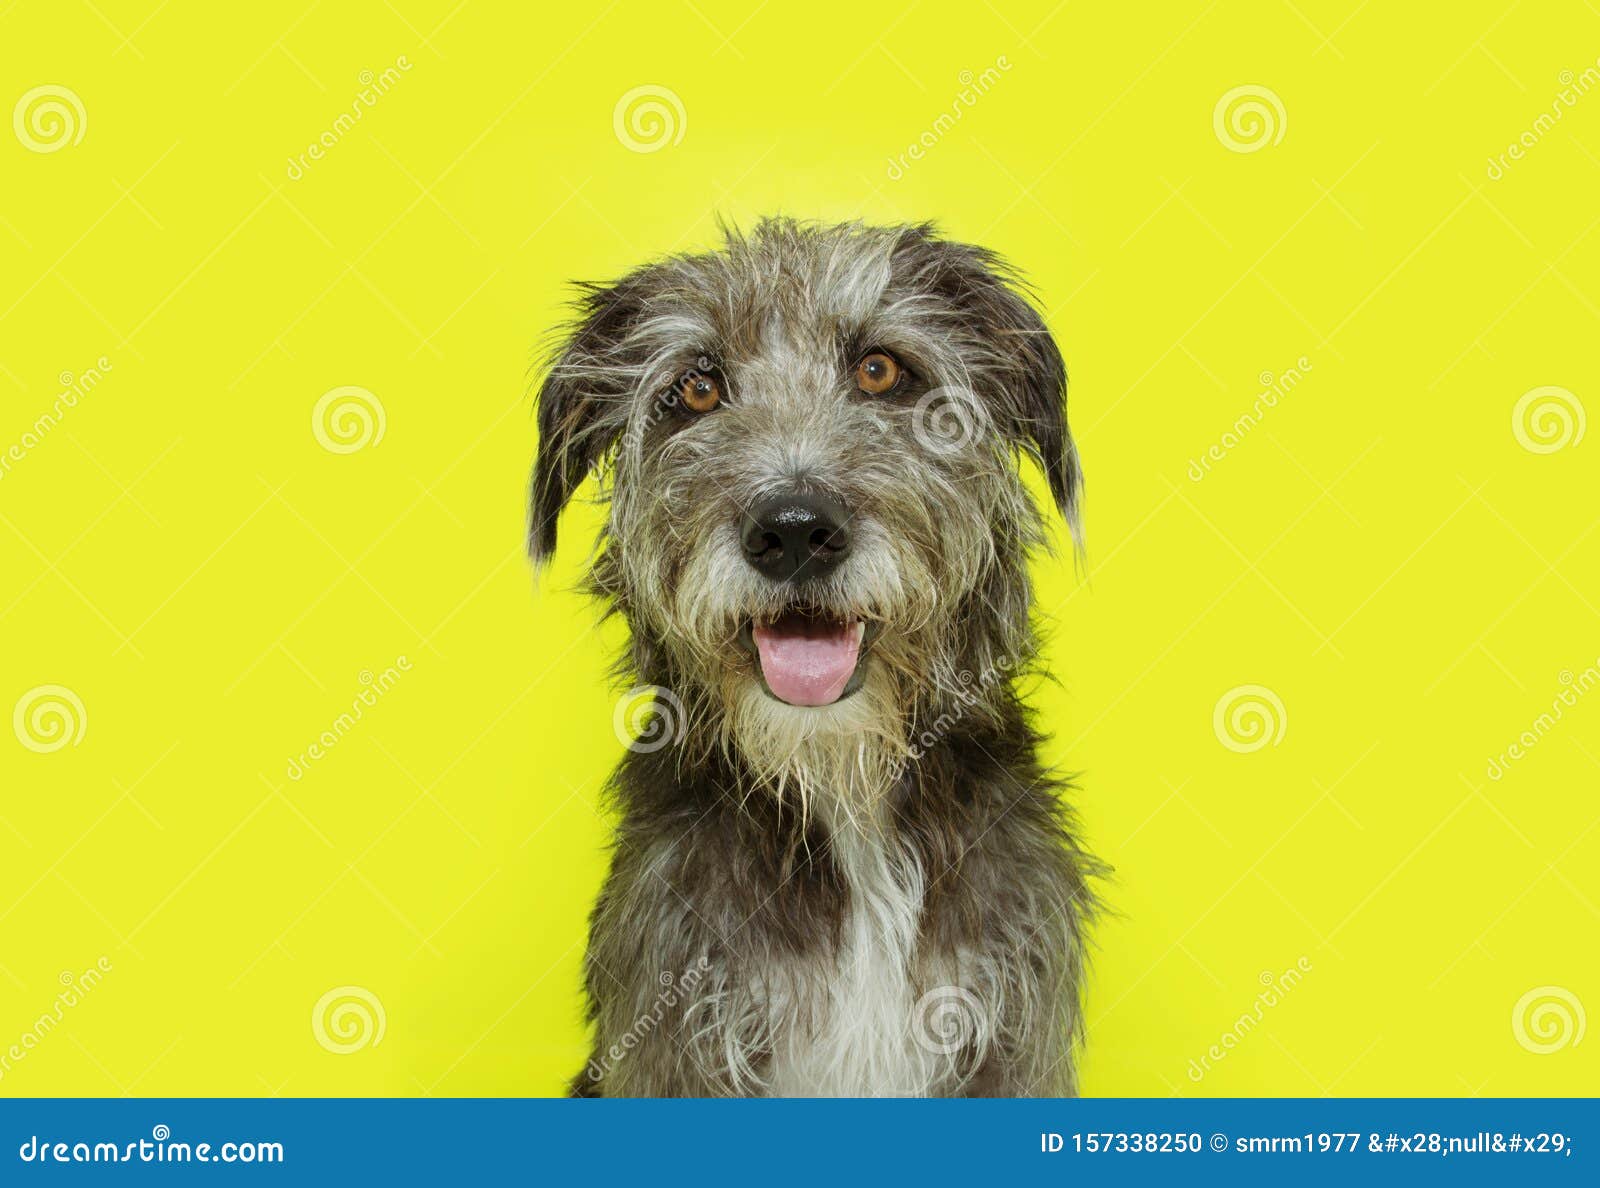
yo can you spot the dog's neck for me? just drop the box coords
[725,693,908,839]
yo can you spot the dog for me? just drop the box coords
[529,218,1101,1096]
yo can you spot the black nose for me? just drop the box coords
[740,491,853,582]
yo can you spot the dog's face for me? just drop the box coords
[531,221,1078,771]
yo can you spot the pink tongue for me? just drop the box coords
[752,617,863,707]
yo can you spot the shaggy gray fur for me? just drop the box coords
[531,219,1101,1097]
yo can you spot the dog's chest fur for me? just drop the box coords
[579,711,1093,1097]
[761,785,954,1097]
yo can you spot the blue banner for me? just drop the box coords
[0,1098,1593,1183]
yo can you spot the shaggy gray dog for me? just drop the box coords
[530,218,1100,1096]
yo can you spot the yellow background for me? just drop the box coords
[2,0,1596,1097]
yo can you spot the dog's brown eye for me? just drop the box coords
[679,371,722,413]
[854,351,902,395]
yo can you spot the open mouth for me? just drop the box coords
[738,609,875,707]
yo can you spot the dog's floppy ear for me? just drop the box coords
[1005,283,1083,539]
[529,276,645,565]
[894,226,1083,537]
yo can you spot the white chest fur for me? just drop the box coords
[763,815,951,1097]
[724,717,983,1096]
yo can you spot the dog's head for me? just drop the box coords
[531,219,1078,775]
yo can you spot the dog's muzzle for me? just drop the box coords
[736,490,868,707]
